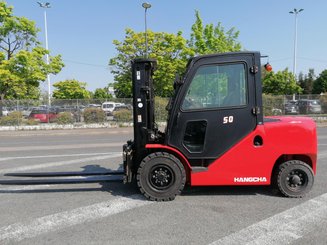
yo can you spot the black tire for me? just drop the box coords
[137,152,186,201]
[276,160,314,198]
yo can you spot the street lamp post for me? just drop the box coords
[142,2,151,58]
[289,8,304,77]
[289,8,303,101]
[37,2,51,106]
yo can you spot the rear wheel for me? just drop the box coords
[137,152,186,201]
[276,160,314,198]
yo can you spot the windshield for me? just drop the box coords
[103,104,114,108]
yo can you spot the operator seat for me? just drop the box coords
[222,78,240,106]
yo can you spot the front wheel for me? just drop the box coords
[137,152,186,201]
[276,160,314,198]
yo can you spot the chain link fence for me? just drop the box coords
[0,95,326,126]
[263,94,326,116]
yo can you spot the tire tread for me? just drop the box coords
[276,160,314,198]
[137,152,186,201]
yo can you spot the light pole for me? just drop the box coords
[289,8,303,101]
[142,2,151,58]
[37,2,51,106]
[289,8,304,77]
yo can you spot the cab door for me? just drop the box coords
[167,53,259,166]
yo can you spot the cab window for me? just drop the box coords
[182,63,247,110]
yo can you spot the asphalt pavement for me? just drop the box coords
[0,127,326,244]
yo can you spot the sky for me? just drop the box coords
[4,0,327,93]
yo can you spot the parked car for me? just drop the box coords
[87,104,101,108]
[112,105,130,112]
[298,99,322,114]
[28,108,58,123]
[271,108,282,115]
[284,100,299,114]
[102,102,124,116]
[1,107,10,116]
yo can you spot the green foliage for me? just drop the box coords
[83,108,106,123]
[189,10,242,55]
[262,94,284,116]
[262,69,303,95]
[1,47,64,100]
[0,2,12,22]
[312,70,327,94]
[299,69,315,94]
[52,79,91,99]
[318,94,327,113]
[113,109,132,122]
[109,29,193,98]
[109,11,242,98]
[0,111,23,125]
[93,87,113,99]
[155,97,169,122]
[56,112,74,125]
[25,118,39,125]
[0,1,64,100]
[152,32,194,97]
[0,2,38,56]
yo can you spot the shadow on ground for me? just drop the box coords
[0,164,282,199]
[0,164,139,198]
[182,185,281,198]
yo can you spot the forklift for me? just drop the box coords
[0,52,317,201]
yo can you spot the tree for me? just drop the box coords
[109,29,193,97]
[188,10,242,55]
[299,69,315,94]
[0,1,64,101]
[109,11,242,98]
[263,69,303,95]
[52,79,91,99]
[93,87,112,99]
[298,72,305,93]
[312,70,327,94]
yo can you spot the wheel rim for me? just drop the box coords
[285,169,308,192]
[149,165,174,190]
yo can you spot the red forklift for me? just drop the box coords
[0,52,317,201]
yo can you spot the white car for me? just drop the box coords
[2,107,9,116]
[102,102,124,115]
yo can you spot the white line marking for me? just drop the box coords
[316,150,327,159]
[0,154,121,174]
[318,153,327,159]
[0,194,151,243]
[0,152,121,162]
[209,193,327,245]
[0,185,52,193]
[0,142,124,152]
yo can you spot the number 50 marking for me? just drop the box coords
[223,116,234,124]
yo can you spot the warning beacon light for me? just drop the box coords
[264,63,272,72]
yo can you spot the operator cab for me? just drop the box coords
[166,52,262,167]
[128,52,263,173]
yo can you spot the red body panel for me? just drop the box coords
[147,116,317,186]
[145,144,192,170]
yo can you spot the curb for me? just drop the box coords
[0,122,133,131]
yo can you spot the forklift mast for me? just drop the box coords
[123,58,159,182]
[131,58,158,152]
